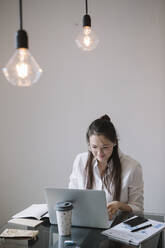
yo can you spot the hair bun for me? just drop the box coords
[100,114,111,122]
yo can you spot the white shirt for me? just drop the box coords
[68,150,144,212]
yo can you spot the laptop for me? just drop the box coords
[44,187,112,229]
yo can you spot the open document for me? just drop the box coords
[12,204,48,220]
[102,216,165,246]
[9,204,49,227]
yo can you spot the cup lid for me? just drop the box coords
[56,201,73,211]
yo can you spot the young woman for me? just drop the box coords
[69,115,144,219]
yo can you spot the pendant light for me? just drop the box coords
[75,0,99,51]
[2,0,42,87]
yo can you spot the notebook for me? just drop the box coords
[44,187,112,229]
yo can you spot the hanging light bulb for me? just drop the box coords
[2,0,42,87]
[75,0,99,51]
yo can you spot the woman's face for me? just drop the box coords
[89,134,115,164]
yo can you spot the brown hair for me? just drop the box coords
[85,115,121,201]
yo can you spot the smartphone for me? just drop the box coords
[124,216,148,227]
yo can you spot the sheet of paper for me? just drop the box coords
[102,217,165,245]
[12,204,48,220]
[8,218,43,227]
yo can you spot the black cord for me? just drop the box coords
[85,0,88,14]
[19,0,23,30]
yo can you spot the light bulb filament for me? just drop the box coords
[82,26,93,47]
[83,36,91,47]
[83,26,91,35]
[16,62,28,79]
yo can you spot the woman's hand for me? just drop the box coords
[107,201,121,219]
[107,201,132,220]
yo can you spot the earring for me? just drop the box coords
[88,145,91,152]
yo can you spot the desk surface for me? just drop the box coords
[0,211,164,248]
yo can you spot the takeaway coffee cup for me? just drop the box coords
[56,202,73,236]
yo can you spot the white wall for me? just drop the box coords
[0,0,164,225]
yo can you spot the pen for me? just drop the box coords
[40,211,48,218]
[131,224,152,232]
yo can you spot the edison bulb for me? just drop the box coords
[75,26,99,51]
[2,48,42,87]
